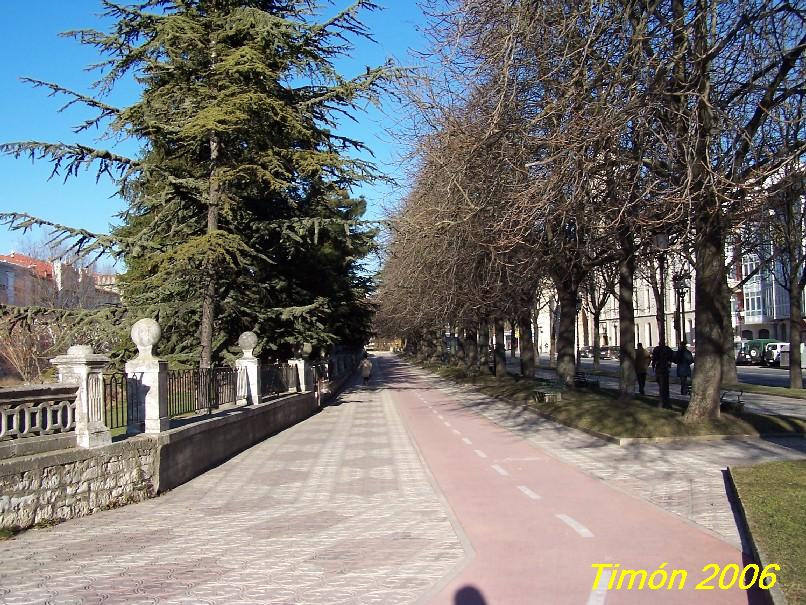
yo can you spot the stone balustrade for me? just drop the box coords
[0,384,78,440]
[0,320,362,451]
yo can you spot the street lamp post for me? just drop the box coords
[654,234,670,345]
[673,270,692,344]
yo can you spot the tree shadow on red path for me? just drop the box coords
[455,585,487,604]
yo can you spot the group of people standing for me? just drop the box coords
[635,341,694,408]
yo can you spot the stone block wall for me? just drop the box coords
[0,438,156,530]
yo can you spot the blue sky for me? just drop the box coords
[0,1,429,256]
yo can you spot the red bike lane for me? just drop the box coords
[379,356,765,605]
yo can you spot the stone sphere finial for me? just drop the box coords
[67,344,94,357]
[131,318,161,359]
[302,342,313,356]
[238,331,258,358]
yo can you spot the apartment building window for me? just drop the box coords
[742,256,760,284]
[745,291,762,317]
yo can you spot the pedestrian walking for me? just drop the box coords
[651,340,674,408]
[676,342,694,395]
[635,343,651,395]
[360,354,373,386]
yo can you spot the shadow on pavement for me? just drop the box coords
[454,585,487,604]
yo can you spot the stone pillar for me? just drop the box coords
[235,331,261,405]
[125,319,169,434]
[288,359,311,392]
[51,345,111,448]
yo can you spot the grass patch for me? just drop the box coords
[416,360,806,439]
[731,382,806,401]
[0,527,18,540]
[731,460,806,604]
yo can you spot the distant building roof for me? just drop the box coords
[0,252,53,279]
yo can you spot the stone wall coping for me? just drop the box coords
[0,384,78,406]
[0,436,154,477]
[0,433,77,459]
[150,392,311,446]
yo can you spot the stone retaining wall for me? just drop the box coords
[0,438,156,529]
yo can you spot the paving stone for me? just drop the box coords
[0,383,465,605]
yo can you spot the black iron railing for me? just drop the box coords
[167,367,240,418]
[103,372,139,432]
[260,364,289,398]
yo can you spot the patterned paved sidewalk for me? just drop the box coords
[416,368,806,549]
[0,380,467,605]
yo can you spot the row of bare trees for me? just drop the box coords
[376,0,806,421]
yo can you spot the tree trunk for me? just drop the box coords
[592,309,602,370]
[435,328,446,362]
[618,239,636,398]
[686,216,725,421]
[455,326,465,366]
[464,325,478,370]
[200,149,221,369]
[518,308,535,378]
[789,285,803,388]
[685,6,723,423]
[494,317,507,378]
[479,321,491,373]
[556,286,577,386]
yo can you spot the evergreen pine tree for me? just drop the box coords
[2,0,391,366]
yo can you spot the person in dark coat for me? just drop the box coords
[676,342,694,395]
[651,340,674,408]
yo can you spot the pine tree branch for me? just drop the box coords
[0,212,156,261]
[20,78,120,133]
[0,141,136,183]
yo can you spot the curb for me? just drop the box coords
[724,467,789,605]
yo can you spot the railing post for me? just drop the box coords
[51,345,111,448]
[125,319,169,434]
[235,331,261,405]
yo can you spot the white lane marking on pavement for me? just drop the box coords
[462,437,472,445]
[586,569,611,605]
[491,464,509,476]
[432,409,438,414]
[555,514,594,538]
[437,414,444,420]
[517,485,541,500]
[444,421,452,427]
[474,449,488,459]
[452,429,461,435]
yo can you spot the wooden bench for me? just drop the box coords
[573,371,600,389]
[719,389,744,413]
[534,390,562,403]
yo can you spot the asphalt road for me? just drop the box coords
[575,357,800,388]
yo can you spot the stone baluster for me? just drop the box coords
[235,331,261,405]
[51,345,111,448]
[125,319,169,434]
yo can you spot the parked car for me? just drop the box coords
[736,339,781,365]
[763,342,785,367]
[580,346,594,358]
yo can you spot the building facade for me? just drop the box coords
[0,252,120,309]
